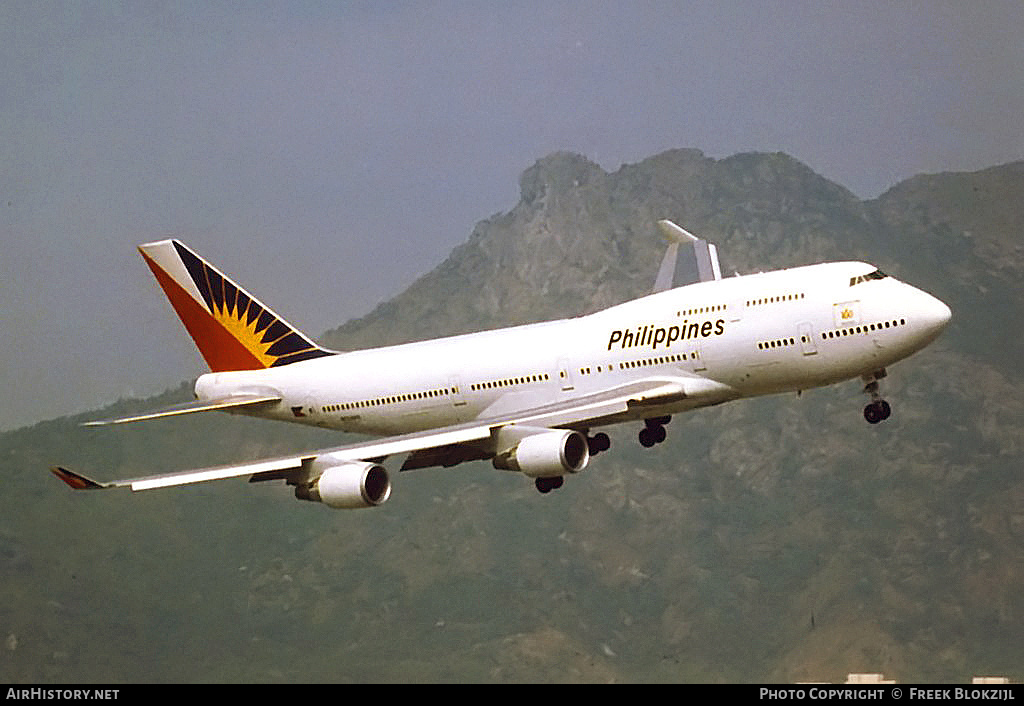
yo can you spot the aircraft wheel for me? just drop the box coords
[588,432,611,455]
[639,425,666,447]
[639,427,657,447]
[535,476,564,493]
[864,400,891,424]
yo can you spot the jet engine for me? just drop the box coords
[295,460,391,509]
[492,427,590,478]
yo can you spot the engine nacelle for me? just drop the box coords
[492,427,590,478]
[295,460,391,509]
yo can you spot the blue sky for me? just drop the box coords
[2,1,1022,430]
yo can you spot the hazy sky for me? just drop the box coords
[2,1,1022,431]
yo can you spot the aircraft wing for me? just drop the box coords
[52,454,308,491]
[52,375,733,492]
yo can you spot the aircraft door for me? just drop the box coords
[557,359,575,391]
[798,322,818,356]
[729,297,744,322]
[448,376,467,421]
[690,342,707,372]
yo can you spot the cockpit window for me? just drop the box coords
[849,270,888,286]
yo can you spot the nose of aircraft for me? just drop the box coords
[914,288,952,344]
[926,293,952,330]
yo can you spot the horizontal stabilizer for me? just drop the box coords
[83,393,281,426]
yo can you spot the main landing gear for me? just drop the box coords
[588,432,611,455]
[639,416,671,447]
[862,370,892,425]
[535,476,564,493]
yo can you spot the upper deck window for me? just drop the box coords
[849,269,888,286]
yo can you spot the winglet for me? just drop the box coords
[656,219,700,244]
[652,220,722,293]
[50,467,112,490]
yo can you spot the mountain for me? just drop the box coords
[320,150,872,349]
[2,150,1022,683]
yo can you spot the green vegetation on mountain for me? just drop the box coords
[3,150,1022,683]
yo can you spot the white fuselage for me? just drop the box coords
[194,261,951,436]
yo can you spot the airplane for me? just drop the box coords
[51,221,951,505]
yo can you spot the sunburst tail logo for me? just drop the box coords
[137,240,335,372]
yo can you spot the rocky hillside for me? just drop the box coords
[321,150,873,349]
[2,150,1022,683]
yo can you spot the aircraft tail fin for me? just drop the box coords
[652,220,722,293]
[138,240,336,372]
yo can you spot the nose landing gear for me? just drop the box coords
[862,370,892,424]
[864,398,892,424]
